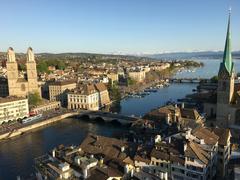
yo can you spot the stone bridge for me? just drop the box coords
[75,110,139,125]
[168,78,211,83]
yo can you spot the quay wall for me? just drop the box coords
[0,112,78,141]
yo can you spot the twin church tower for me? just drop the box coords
[6,47,40,97]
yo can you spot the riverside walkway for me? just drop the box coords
[0,109,139,141]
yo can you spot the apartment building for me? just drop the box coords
[0,96,29,124]
[67,84,99,111]
[212,128,231,178]
[133,127,230,180]
[48,80,76,107]
[128,70,146,82]
[94,83,110,107]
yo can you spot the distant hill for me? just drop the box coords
[145,51,240,60]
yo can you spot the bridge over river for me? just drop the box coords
[168,78,211,83]
[75,110,140,125]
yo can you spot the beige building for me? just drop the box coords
[94,83,111,107]
[128,70,145,82]
[6,47,41,97]
[212,128,231,178]
[0,96,29,124]
[107,73,118,82]
[31,100,60,114]
[48,80,76,107]
[67,84,99,111]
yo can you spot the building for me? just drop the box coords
[35,135,135,179]
[31,100,60,114]
[107,72,119,83]
[67,84,99,110]
[94,83,111,107]
[6,47,41,97]
[203,12,240,139]
[212,128,231,178]
[144,104,204,129]
[0,77,9,97]
[0,96,29,124]
[128,70,146,82]
[48,80,76,107]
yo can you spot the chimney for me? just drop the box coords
[184,143,187,151]
[168,137,171,144]
[52,149,56,158]
[181,103,185,109]
[83,168,88,179]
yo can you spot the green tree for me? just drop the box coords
[37,61,49,73]
[108,82,121,102]
[56,60,66,70]
[210,76,218,83]
[127,77,136,86]
[28,92,42,107]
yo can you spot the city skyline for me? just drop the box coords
[1,0,240,54]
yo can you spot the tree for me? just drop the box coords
[37,61,49,73]
[56,60,66,70]
[127,77,136,86]
[108,82,121,102]
[210,76,218,83]
[28,92,42,107]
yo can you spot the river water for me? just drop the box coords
[0,59,240,179]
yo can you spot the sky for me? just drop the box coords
[0,0,240,54]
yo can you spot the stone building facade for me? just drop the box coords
[48,80,77,107]
[6,47,41,97]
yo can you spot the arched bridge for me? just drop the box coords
[74,110,139,125]
[168,78,211,83]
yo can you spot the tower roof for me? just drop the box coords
[222,10,233,75]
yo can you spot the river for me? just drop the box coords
[0,58,240,179]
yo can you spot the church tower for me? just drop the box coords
[26,47,40,95]
[216,11,235,126]
[6,47,19,96]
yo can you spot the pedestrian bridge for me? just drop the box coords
[74,110,139,125]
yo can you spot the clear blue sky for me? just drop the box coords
[1,0,240,54]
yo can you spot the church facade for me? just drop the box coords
[6,47,41,97]
[204,13,240,137]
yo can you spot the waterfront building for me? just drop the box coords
[67,83,110,110]
[48,80,77,107]
[67,84,99,110]
[128,70,146,82]
[35,135,135,179]
[144,104,204,129]
[30,100,60,114]
[94,83,111,107]
[0,96,29,124]
[6,47,41,97]
[35,155,75,179]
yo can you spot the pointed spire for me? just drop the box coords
[222,8,233,74]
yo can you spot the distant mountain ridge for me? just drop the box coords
[144,51,240,60]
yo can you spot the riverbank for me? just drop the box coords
[0,112,79,141]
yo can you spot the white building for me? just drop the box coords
[0,96,29,124]
[68,84,99,111]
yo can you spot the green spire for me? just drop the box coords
[222,9,233,74]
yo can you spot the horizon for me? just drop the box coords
[1,0,240,54]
